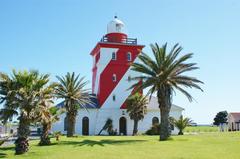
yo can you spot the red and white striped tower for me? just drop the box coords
[90,16,144,109]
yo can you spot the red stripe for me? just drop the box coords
[98,48,140,107]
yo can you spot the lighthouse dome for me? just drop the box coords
[107,16,125,34]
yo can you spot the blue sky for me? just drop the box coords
[0,0,240,124]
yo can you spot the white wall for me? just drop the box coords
[52,109,98,135]
[52,107,183,135]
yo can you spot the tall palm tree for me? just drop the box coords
[55,72,92,137]
[169,115,192,135]
[126,93,148,136]
[0,70,50,154]
[130,43,203,141]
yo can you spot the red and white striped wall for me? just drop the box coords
[91,39,144,110]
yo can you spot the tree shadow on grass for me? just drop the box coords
[60,139,146,147]
[0,153,7,158]
[38,142,58,147]
[0,146,14,158]
[0,146,14,151]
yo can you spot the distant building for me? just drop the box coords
[228,112,240,131]
[52,16,184,135]
[0,123,18,137]
[0,124,7,135]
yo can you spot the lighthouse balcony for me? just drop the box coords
[100,35,137,45]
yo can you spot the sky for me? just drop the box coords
[0,0,240,124]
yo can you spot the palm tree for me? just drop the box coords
[126,93,148,136]
[130,43,203,141]
[55,72,92,137]
[0,70,50,154]
[170,116,192,135]
[34,83,64,145]
[36,84,55,145]
[98,118,114,135]
[38,106,64,145]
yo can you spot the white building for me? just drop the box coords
[228,112,240,131]
[52,16,184,135]
[52,97,184,135]
[0,123,18,137]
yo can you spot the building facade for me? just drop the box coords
[52,16,184,135]
[228,112,240,131]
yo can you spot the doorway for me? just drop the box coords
[82,116,89,135]
[119,117,127,135]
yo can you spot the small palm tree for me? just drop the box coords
[170,116,192,135]
[0,70,50,154]
[126,93,148,136]
[98,118,114,135]
[55,72,92,137]
[130,43,203,141]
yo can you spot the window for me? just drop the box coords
[113,95,116,101]
[127,52,131,61]
[116,24,121,32]
[112,52,116,60]
[152,117,159,125]
[112,74,117,82]
[128,76,131,82]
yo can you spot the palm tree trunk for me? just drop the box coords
[160,108,170,140]
[132,119,138,136]
[39,123,51,145]
[98,128,104,135]
[67,113,76,137]
[178,130,183,135]
[158,89,171,141]
[15,115,30,154]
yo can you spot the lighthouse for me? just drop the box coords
[90,16,144,110]
[90,16,145,135]
[53,17,184,136]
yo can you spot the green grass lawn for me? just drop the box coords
[185,126,219,133]
[1,132,240,159]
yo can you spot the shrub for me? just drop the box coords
[108,129,118,136]
[53,131,62,141]
[145,124,160,135]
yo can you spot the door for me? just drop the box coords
[82,117,89,135]
[119,117,127,135]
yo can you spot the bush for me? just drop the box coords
[145,124,160,135]
[108,129,118,136]
[53,131,62,141]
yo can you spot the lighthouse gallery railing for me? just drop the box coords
[100,36,137,45]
